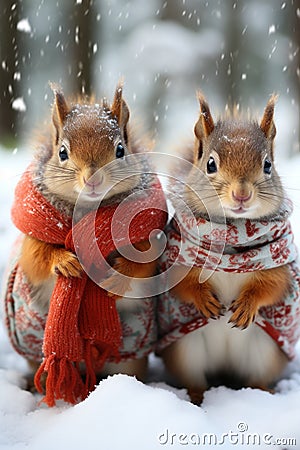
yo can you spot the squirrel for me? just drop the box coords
[159,94,300,403]
[20,83,156,292]
[15,83,163,382]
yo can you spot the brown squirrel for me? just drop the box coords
[160,94,299,403]
[18,83,160,380]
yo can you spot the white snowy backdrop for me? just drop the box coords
[0,1,300,449]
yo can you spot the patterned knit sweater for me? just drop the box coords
[157,203,300,359]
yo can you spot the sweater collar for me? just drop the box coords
[170,199,297,272]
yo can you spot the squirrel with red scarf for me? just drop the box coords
[6,83,167,404]
[20,85,156,309]
[21,83,155,289]
[158,94,300,403]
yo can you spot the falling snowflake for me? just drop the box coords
[268,24,276,35]
[12,97,26,112]
[17,18,32,33]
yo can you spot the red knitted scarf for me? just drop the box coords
[11,168,167,406]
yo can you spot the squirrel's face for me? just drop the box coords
[43,86,141,205]
[185,95,284,220]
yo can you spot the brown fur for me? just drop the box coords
[170,266,223,318]
[100,240,161,300]
[20,237,82,285]
[184,94,284,221]
[17,83,159,386]
[229,265,291,329]
[172,265,291,329]
[174,94,290,327]
[20,83,153,302]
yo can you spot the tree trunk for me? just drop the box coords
[0,0,23,145]
[66,0,98,96]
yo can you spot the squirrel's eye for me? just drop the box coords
[263,159,272,175]
[59,145,69,162]
[116,142,125,159]
[206,156,218,174]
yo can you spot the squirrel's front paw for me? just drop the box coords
[192,292,223,319]
[100,270,132,300]
[52,249,82,278]
[228,298,258,329]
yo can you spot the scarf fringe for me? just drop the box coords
[34,342,113,406]
[35,355,88,406]
[83,341,98,396]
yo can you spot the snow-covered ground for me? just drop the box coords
[1,147,300,450]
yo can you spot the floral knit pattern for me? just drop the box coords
[4,236,157,363]
[157,203,300,359]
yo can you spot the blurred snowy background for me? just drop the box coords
[0,0,299,155]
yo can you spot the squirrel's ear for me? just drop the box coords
[194,92,214,162]
[194,92,214,140]
[260,94,277,140]
[111,83,130,134]
[50,83,69,145]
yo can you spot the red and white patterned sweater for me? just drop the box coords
[157,202,300,359]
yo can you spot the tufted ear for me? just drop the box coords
[111,83,130,143]
[260,94,277,140]
[193,92,214,162]
[50,83,69,145]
